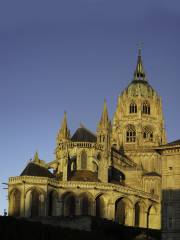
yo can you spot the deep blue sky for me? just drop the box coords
[0,0,180,214]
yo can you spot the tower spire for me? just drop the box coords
[133,47,147,81]
[100,99,109,126]
[57,111,70,143]
[97,99,111,132]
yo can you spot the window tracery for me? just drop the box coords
[126,125,136,142]
[143,126,153,141]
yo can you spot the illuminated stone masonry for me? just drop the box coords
[8,50,180,238]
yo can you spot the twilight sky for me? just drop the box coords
[0,0,180,214]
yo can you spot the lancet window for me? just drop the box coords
[142,101,150,114]
[129,101,137,114]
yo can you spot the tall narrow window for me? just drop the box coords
[81,151,87,170]
[126,125,136,142]
[129,102,137,114]
[142,101,150,114]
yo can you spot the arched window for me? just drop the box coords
[142,101,150,114]
[126,125,136,142]
[129,102,137,114]
[143,127,153,141]
[100,135,105,143]
[81,151,87,170]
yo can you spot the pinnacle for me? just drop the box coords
[57,111,70,141]
[101,99,109,123]
[33,151,40,163]
[133,49,147,82]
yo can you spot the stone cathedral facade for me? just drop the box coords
[8,51,180,239]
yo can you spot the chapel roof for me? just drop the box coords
[20,162,54,178]
[71,125,97,143]
[165,139,180,146]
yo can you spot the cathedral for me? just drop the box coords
[8,51,180,240]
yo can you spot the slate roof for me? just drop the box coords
[71,126,97,143]
[166,139,180,146]
[20,162,54,178]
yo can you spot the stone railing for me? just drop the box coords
[57,141,103,150]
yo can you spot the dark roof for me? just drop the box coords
[143,172,161,177]
[70,170,99,182]
[71,126,97,143]
[20,162,54,178]
[166,139,180,146]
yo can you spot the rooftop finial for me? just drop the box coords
[137,42,144,56]
[133,42,146,82]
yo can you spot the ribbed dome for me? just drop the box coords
[122,80,157,98]
[121,50,158,98]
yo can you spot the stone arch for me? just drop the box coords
[62,192,76,217]
[48,190,59,216]
[79,192,93,216]
[9,188,21,216]
[114,197,134,226]
[95,194,106,218]
[25,187,46,217]
[137,200,148,228]
[134,202,141,227]
[81,150,87,170]
[115,198,126,224]
[147,205,159,229]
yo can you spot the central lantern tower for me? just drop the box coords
[112,50,166,173]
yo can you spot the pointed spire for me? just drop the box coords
[57,111,70,142]
[101,99,109,124]
[98,99,111,129]
[33,151,40,163]
[133,47,147,81]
